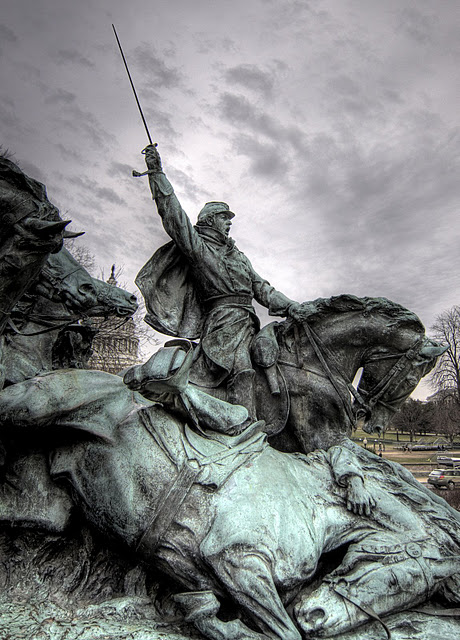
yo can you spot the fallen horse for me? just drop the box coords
[1,368,460,639]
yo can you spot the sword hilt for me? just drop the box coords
[132,168,160,178]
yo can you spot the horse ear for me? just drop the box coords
[419,339,449,358]
[63,230,85,238]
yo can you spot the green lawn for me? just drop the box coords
[352,426,460,446]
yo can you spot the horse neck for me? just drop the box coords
[303,314,370,379]
[135,405,195,504]
[45,247,79,286]
[317,313,419,368]
[0,234,50,330]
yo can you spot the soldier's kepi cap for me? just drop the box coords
[196,201,235,225]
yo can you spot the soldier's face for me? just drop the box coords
[213,213,232,236]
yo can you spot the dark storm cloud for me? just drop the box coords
[224,64,274,97]
[143,105,178,141]
[55,143,84,163]
[44,88,77,105]
[54,103,116,151]
[0,98,29,134]
[0,24,18,48]
[325,73,404,125]
[218,92,307,151]
[167,166,206,204]
[67,175,127,212]
[296,112,459,226]
[233,134,289,177]
[133,43,183,90]
[55,49,95,68]
[286,109,460,300]
[195,34,237,55]
[109,161,137,178]
[397,7,437,45]
[12,160,48,186]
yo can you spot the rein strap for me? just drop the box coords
[300,321,364,425]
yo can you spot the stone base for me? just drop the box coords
[1,597,460,640]
[2,526,459,640]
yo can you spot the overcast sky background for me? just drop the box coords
[1,0,459,398]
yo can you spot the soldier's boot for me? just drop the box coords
[227,369,258,424]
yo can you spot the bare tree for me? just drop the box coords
[0,146,13,160]
[430,306,460,402]
[64,238,96,275]
[390,398,433,443]
[430,397,460,443]
[427,307,460,442]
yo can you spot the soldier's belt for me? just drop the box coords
[203,295,253,311]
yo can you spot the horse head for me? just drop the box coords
[92,279,138,318]
[0,157,70,253]
[35,247,99,312]
[359,336,447,435]
[35,247,138,319]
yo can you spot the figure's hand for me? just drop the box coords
[346,475,376,516]
[288,301,316,323]
[142,144,162,171]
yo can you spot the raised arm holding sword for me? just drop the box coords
[113,25,312,421]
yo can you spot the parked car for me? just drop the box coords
[428,468,460,490]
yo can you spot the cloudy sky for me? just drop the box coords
[1,0,459,397]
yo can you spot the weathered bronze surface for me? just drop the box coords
[0,151,458,639]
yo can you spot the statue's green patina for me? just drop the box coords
[1,365,460,640]
[0,150,459,640]
[136,144,312,421]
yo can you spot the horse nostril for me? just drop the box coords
[308,607,326,626]
[78,283,96,298]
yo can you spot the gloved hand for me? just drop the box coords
[288,301,316,323]
[142,144,163,172]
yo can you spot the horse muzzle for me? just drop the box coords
[293,585,352,637]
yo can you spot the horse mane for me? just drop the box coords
[297,294,425,332]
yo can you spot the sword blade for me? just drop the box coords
[112,24,153,146]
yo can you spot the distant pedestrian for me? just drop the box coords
[363,437,368,449]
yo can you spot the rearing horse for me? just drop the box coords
[196,294,445,454]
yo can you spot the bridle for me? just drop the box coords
[5,311,87,337]
[357,336,425,416]
[2,263,90,336]
[39,263,85,298]
[291,321,424,426]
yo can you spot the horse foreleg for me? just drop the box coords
[205,546,301,640]
[174,590,267,640]
[289,388,352,453]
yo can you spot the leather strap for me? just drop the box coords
[333,584,392,639]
